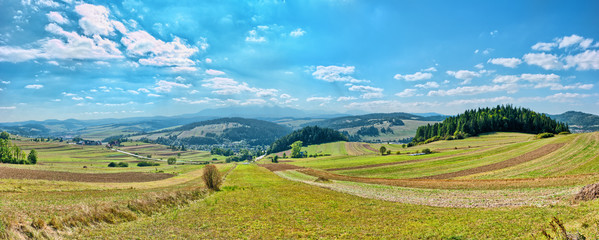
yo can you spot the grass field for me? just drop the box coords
[1,132,599,239]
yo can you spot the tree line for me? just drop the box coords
[267,126,348,154]
[412,105,570,144]
[0,131,37,165]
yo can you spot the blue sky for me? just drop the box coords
[0,0,598,122]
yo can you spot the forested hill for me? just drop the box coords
[412,105,570,144]
[302,112,444,130]
[267,126,348,153]
[550,111,599,132]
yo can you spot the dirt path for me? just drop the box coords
[258,163,305,171]
[419,143,566,179]
[0,166,173,183]
[296,167,599,190]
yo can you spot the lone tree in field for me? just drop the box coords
[167,157,177,165]
[27,149,37,164]
[272,155,279,163]
[290,140,303,158]
[379,146,387,155]
[202,164,222,191]
[0,131,9,140]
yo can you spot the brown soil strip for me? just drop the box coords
[419,143,566,179]
[362,144,379,153]
[278,160,294,163]
[326,147,492,171]
[0,166,173,183]
[297,167,599,190]
[259,163,304,172]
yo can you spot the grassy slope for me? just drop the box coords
[75,164,599,239]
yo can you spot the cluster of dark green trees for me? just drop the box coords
[267,126,348,154]
[412,105,570,144]
[0,131,37,165]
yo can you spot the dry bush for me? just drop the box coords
[574,182,599,201]
[203,164,223,191]
[314,177,330,183]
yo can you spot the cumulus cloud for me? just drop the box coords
[153,80,191,93]
[245,29,266,43]
[396,89,418,97]
[46,11,68,24]
[201,77,277,97]
[415,81,440,89]
[522,53,562,70]
[290,28,305,37]
[0,46,41,62]
[348,85,384,99]
[127,90,139,94]
[41,23,122,60]
[564,50,599,70]
[446,96,513,106]
[121,30,198,68]
[205,69,225,76]
[427,84,518,96]
[446,70,481,84]
[531,42,556,51]
[306,96,332,102]
[393,71,432,81]
[487,57,522,68]
[74,3,114,36]
[558,34,593,49]
[422,67,437,72]
[312,65,366,83]
[25,84,43,89]
[0,106,16,110]
[520,92,592,103]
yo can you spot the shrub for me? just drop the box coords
[167,157,177,165]
[137,161,160,167]
[536,132,555,139]
[117,162,128,167]
[272,155,279,163]
[422,148,432,154]
[558,131,571,135]
[379,146,387,155]
[202,164,222,191]
[386,150,391,155]
[396,151,400,155]
[108,162,117,167]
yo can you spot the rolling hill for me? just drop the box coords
[130,117,292,147]
[550,111,599,132]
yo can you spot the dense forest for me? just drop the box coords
[412,105,570,144]
[550,111,599,132]
[268,126,348,153]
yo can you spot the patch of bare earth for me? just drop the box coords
[574,182,599,201]
[259,163,304,171]
[0,166,173,182]
[420,143,566,179]
[362,144,379,153]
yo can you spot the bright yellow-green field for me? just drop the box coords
[1,132,598,239]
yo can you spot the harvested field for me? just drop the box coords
[362,144,379,153]
[326,146,491,171]
[0,166,173,182]
[420,143,566,179]
[298,168,599,190]
[259,163,305,171]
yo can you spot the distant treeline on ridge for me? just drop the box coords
[412,105,570,144]
[267,126,348,153]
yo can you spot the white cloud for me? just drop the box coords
[137,88,149,93]
[534,82,593,90]
[127,90,139,95]
[72,96,83,100]
[487,57,522,68]
[0,106,16,110]
[173,97,212,104]
[396,89,417,97]
[393,71,432,81]
[121,30,198,68]
[312,65,366,83]
[290,28,305,37]
[474,63,484,69]
[147,93,161,97]
[46,11,68,24]
[415,81,440,89]
[306,96,332,102]
[255,88,279,97]
[85,96,93,100]
[74,3,114,36]
[153,80,191,93]
[337,96,357,101]
[25,84,43,89]
[205,69,225,76]
[42,23,123,60]
[1,81,10,84]
[492,75,520,84]
[348,85,384,99]
[564,50,599,70]
[205,58,212,63]
[245,29,266,43]
[240,98,267,106]
[446,70,481,84]
[531,42,556,51]
[446,96,513,106]
[422,67,437,72]
[520,73,560,83]
[558,34,593,49]
[520,92,592,103]
[523,53,562,70]
[427,84,518,96]
[0,46,42,62]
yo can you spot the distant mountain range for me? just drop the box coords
[0,107,596,144]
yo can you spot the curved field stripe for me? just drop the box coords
[362,144,379,153]
[0,166,173,182]
[297,167,599,190]
[419,143,566,179]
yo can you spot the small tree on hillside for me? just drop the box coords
[272,155,279,163]
[379,146,387,155]
[167,157,177,165]
[202,164,222,191]
[0,131,9,140]
[422,148,432,154]
[290,141,303,158]
[282,153,287,158]
[27,149,37,164]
